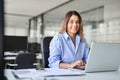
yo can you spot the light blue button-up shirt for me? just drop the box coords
[48,32,89,68]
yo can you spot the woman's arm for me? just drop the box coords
[59,60,85,69]
[48,34,62,68]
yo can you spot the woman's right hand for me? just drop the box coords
[70,60,85,69]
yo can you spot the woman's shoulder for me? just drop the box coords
[53,33,63,40]
[50,33,63,45]
[81,37,87,43]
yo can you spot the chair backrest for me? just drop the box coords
[14,53,36,69]
[41,36,53,68]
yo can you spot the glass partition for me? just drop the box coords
[41,0,120,45]
[29,0,120,47]
[28,16,42,53]
[42,1,104,45]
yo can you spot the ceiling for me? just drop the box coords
[4,0,71,29]
[4,0,120,29]
[5,0,71,16]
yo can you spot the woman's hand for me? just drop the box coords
[70,60,85,69]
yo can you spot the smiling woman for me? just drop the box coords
[48,11,89,69]
[0,0,4,80]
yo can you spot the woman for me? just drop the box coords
[48,10,89,69]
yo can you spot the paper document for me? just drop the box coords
[12,68,85,80]
[12,69,37,79]
[38,68,85,77]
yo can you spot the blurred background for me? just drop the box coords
[2,0,120,79]
[3,0,120,67]
[4,0,120,53]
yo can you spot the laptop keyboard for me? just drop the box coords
[78,66,85,70]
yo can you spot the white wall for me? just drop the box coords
[104,2,120,20]
[4,14,30,36]
[5,26,28,36]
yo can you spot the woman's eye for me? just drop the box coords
[69,21,73,23]
[76,21,79,24]
[69,20,79,24]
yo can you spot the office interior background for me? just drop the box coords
[4,0,120,54]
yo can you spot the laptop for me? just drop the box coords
[84,42,120,73]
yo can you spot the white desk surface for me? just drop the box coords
[4,52,42,60]
[4,68,120,80]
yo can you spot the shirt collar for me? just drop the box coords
[63,32,69,40]
[63,32,80,41]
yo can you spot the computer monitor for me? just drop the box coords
[4,36,28,52]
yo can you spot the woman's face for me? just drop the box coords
[67,15,80,35]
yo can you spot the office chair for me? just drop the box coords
[7,53,38,69]
[41,36,53,68]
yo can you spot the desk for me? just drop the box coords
[4,52,42,69]
[4,52,42,60]
[4,68,120,80]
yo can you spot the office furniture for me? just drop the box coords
[4,68,120,80]
[41,36,53,68]
[4,52,42,60]
[4,36,27,51]
[28,43,41,53]
[6,53,39,69]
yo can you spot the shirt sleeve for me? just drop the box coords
[48,34,62,68]
[82,38,90,63]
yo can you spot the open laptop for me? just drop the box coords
[84,42,120,73]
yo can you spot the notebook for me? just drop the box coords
[84,42,120,73]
